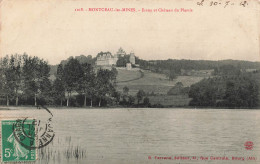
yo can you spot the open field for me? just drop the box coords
[116,69,206,95]
[116,68,142,82]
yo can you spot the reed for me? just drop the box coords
[38,136,87,163]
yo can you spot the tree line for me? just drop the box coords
[0,54,118,107]
[119,86,151,107]
[55,57,118,107]
[0,54,152,107]
[136,58,260,80]
[188,71,259,108]
[1,53,259,108]
[0,54,51,106]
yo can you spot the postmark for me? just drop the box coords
[12,106,55,150]
[12,117,55,150]
[1,119,37,162]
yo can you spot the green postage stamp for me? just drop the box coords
[1,119,37,162]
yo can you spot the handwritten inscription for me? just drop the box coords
[197,0,249,8]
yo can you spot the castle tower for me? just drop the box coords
[129,51,135,65]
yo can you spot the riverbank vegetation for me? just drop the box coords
[0,53,259,108]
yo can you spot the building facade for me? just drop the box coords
[126,63,132,70]
[96,52,118,66]
[96,48,135,66]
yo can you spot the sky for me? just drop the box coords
[1,0,259,65]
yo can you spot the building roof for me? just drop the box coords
[96,51,113,58]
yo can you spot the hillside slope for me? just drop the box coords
[116,68,207,95]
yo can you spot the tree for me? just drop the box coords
[4,54,23,106]
[37,59,52,105]
[167,69,177,81]
[77,63,95,107]
[53,64,65,106]
[143,97,150,107]
[22,56,39,106]
[112,91,121,105]
[224,75,259,108]
[63,58,83,106]
[123,86,129,95]
[167,82,184,95]
[122,86,130,105]
[95,69,117,107]
[0,55,24,106]
[116,55,130,67]
[176,82,183,87]
[213,65,241,76]
[189,74,259,108]
[0,58,6,104]
[128,95,135,106]
[136,89,145,104]
[189,78,219,106]
[87,77,96,107]
[0,56,12,106]
[111,67,118,82]
[22,55,51,106]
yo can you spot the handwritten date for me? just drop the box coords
[197,0,248,8]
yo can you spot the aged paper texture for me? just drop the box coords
[0,0,260,163]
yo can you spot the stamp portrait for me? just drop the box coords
[1,119,36,162]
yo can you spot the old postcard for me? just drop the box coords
[0,0,260,163]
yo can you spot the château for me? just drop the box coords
[96,47,135,66]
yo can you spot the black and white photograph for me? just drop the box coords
[0,0,260,163]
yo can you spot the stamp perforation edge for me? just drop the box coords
[1,117,38,163]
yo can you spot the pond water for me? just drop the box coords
[1,108,260,164]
